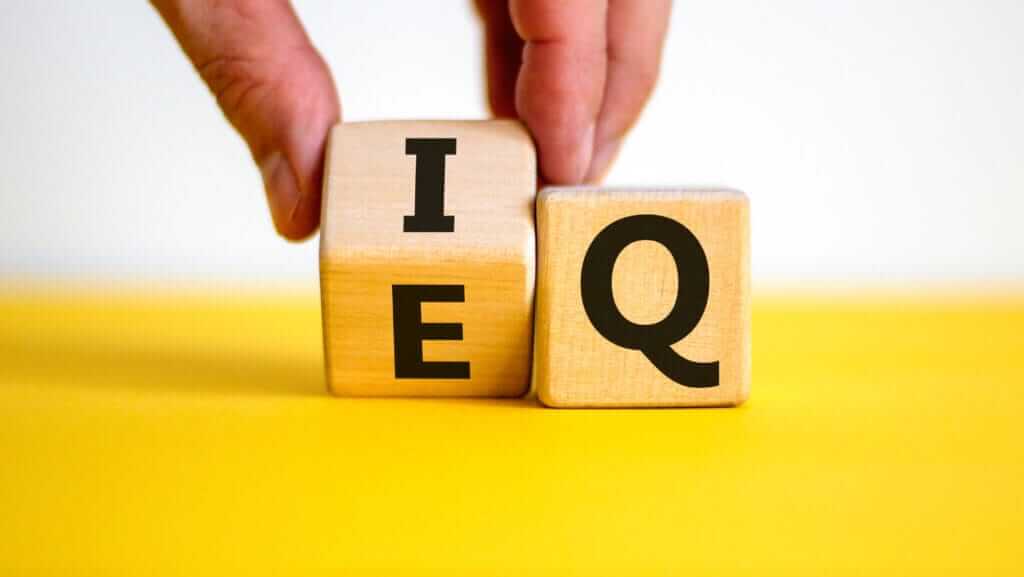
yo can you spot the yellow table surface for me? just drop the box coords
[1,288,1022,576]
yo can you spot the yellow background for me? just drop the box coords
[1,288,1021,575]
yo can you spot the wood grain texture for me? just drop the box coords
[320,120,536,396]
[535,187,750,407]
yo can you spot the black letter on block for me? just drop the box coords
[580,214,719,388]
[392,285,470,379]
[404,138,457,232]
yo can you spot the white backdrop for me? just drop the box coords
[1,1,1022,290]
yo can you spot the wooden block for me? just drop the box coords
[320,120,536,397]
[534,187,750,407]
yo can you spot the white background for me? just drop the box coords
[1,1,1022,291]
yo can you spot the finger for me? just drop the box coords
[510,0,608,184]
[151,0,340,240]
[475,0,522,117]
[585,0,671,182]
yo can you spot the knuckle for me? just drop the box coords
[196,55,270,114]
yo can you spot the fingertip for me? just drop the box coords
[509,0,607,185]
[279,186,320,242]
[279,199,320,242]
[516,52,600,185]
[534,120,595,185]
[260,151,319,241]
[583,137,622,184]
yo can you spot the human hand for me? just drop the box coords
[152,0,671,240]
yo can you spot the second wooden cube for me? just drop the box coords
[320,120,535,397]
[534,187,751,407]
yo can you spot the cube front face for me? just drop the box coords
[320,120,536,397]
[535,188,750,407]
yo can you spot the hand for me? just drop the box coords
[152,0,672,240]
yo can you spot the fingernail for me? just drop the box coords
[259,151,301,236]
[585,138,622,183]
[574,122,597,184]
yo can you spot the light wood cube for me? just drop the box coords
[320,120,536,397]
[534,188,750,407]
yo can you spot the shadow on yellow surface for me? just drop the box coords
[1,332,323,398]
[0,289,325,398]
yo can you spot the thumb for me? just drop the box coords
[152,0,340,240]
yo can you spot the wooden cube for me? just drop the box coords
[320,120,536,397]
[534,188,750,407]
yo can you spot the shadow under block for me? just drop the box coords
[320,120,536,397]
[534,187,750,407]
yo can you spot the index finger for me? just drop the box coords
[510,0,609,184]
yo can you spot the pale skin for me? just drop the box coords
[152,0,673,240]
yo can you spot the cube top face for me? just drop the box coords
[321,120,536,264]
[535,187,750,408]
[320,120,536,397]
